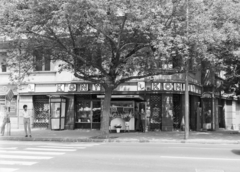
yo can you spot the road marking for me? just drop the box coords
[169,147,232,150]
[38,146,85,149]
[196,169,224,172]
[26,148,76,152]
[0,168,18,172]
[0,154,52,160]
[0,147,17,150]
[161,156,240,161]
[0,160,37,166]
[0,150,65,155]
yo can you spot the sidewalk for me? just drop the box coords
[1,128,240,144]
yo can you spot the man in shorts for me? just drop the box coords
[21,105,32,137]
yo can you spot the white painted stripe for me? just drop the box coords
[26,148,76,152]
[0,150,65,155]
[0,147,17,150]
[160,156,240,161]
[62,144,100,147]
[0,168,18,172]
[0,155,52,160]
[38,146,86,149]
[169,147,232,150]
[0,160,37,166]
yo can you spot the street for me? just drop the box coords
[0,141,240,172]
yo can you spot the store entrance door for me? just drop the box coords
[149,95,162,131]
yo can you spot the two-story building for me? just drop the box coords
[1,41,239,132]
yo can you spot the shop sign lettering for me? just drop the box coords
[67,84,76,92]
[152,83,161,90]
[92,84,101,91]
[0,86,8,94]
[56,84,64,92]
[79,84,88,91]
[138,82,145,91]
[174,83,182,91]
[28,84,35,92]
[163,83,173,90]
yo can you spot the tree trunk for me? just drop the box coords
[100,86,113,138]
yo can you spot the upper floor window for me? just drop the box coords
[0,52,7,72]
[33,50,50,71]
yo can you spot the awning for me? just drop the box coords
[97,95,144,100]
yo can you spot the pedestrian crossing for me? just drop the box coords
[0,142,102,172]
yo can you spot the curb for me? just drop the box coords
[1,137,240,144]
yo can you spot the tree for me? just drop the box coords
[1,0,231,136]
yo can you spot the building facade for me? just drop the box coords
[1,42,239,132]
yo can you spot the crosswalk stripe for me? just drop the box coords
[0,150,65,155]
[38,146,86,149]
[0,147,17,150]
[0,155,52,160]
[0,168,18,172]
[0,160,37,166]
[60,144,100,147]
[26,148,76,152]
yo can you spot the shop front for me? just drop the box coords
[19,77,202,131]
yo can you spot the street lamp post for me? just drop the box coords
[184,0,189,140]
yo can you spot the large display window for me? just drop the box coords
[75,99,101,129]
[109,101,135,131]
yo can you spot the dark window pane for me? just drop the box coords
[34,50,43,71]
[44,55,50,71]
[2,64,6,72]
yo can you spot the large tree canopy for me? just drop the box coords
[1,0,238,134]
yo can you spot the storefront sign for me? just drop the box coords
[115,84,138,91]
[174,83,182,91]
[138,82,145,91]
[152,83,161,90]
[56,84,65,92]
[79,84,88,91]
[66,84,76,92]
[0,86,8,95]
[28,84,35,92]
[92,84,101,91]
[163,83,173,90]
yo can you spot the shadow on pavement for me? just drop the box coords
[231,150,240,156]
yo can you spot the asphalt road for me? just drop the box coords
[0,141,240,172]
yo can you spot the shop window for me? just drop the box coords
[33,50,50,71]
[33,96,50,128]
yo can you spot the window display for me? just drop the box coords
[76,101,91,123]
[109,101,135,130]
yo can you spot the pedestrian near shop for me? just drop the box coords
[1,105,10,136]
[140,108,146,132]
[134,107,141,131]
[21,105,32,137]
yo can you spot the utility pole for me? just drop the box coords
[184,0,189,140]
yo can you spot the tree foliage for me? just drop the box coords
[1,0,239,134]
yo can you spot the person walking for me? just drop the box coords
[140,108,146,132]
[21,105,32,137]
[1,105,10,136]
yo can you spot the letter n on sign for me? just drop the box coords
[79,84,88,91]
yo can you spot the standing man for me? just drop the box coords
[21,105,32,137]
